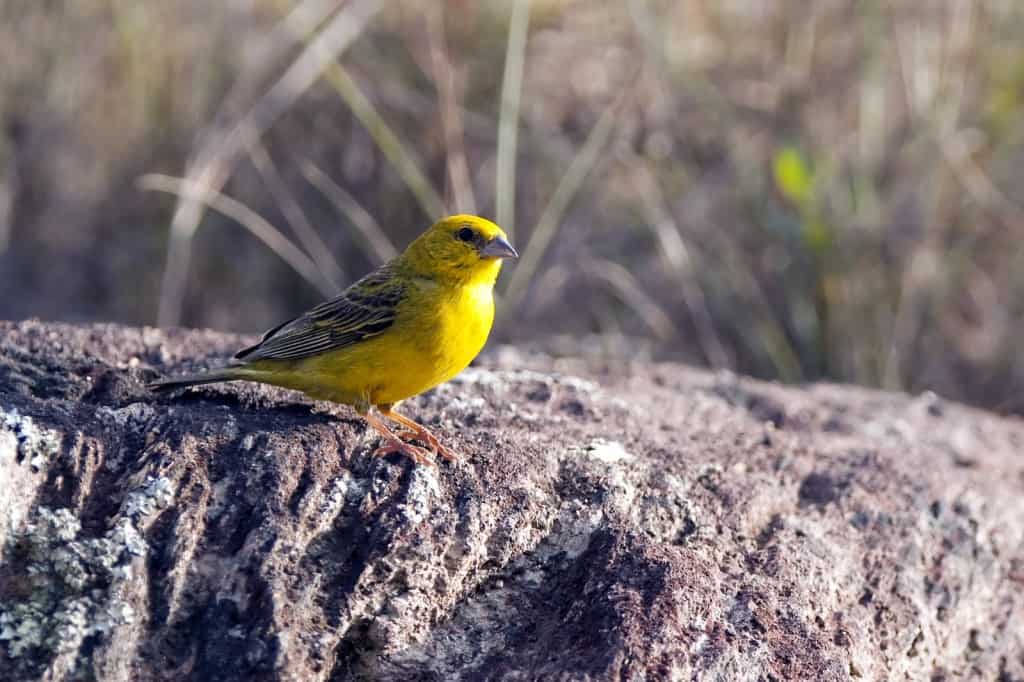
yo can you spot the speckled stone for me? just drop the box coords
[0,320,1022,681]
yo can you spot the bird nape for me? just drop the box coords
[148,214,518,466]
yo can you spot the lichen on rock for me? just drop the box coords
[0,471,174,678]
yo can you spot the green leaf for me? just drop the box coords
[773,147,813,205]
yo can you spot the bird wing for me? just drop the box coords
[234,264,405,362]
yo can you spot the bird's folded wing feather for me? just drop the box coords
[234,265,405,362]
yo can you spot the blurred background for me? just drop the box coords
[3,0,1024,413]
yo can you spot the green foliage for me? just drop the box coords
[773,147,813,206]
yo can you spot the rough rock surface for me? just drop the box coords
[0,319,1022,681]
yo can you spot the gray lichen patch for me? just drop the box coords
[0,406,62,472]
[94,402,157,430]
[561,439,704,546]
[388,466,440,528]
[0,406,67,559]
[0,475,175,675]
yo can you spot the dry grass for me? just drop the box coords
[4,0,1024,413]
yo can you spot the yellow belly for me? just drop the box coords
[246,280,495,409]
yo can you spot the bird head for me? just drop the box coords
[402,214,518,285]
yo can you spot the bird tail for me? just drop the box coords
[147,368,241,393]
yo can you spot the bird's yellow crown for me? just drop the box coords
[399,214,516,286]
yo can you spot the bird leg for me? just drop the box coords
[378,407,459,462]
[362,412,436,467]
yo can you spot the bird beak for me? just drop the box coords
[480,235,519,260]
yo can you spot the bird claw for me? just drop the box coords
[371,440,436,467]
[428,438,459,463]
[395,428,459,462]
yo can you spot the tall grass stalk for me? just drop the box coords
[503,88,626,310]
[632,164,731,368]
[156,0,381,326]
[495,0,530,238]
[427,5,476,214]
[300,160,398,264]
[322,63,445,219]
[248,142,346,288]
[141,174,336,296]
[580,257,679,341]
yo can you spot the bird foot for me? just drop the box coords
[395,428,459,462]
[371,440,436,467]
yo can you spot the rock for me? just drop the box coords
[0,319,1022,681]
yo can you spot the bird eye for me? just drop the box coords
[456,226,475,242]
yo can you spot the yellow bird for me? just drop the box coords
[148,214,518,466]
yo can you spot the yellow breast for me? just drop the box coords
[289,277,496,408]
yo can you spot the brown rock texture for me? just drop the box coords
[0,319,1022,681]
